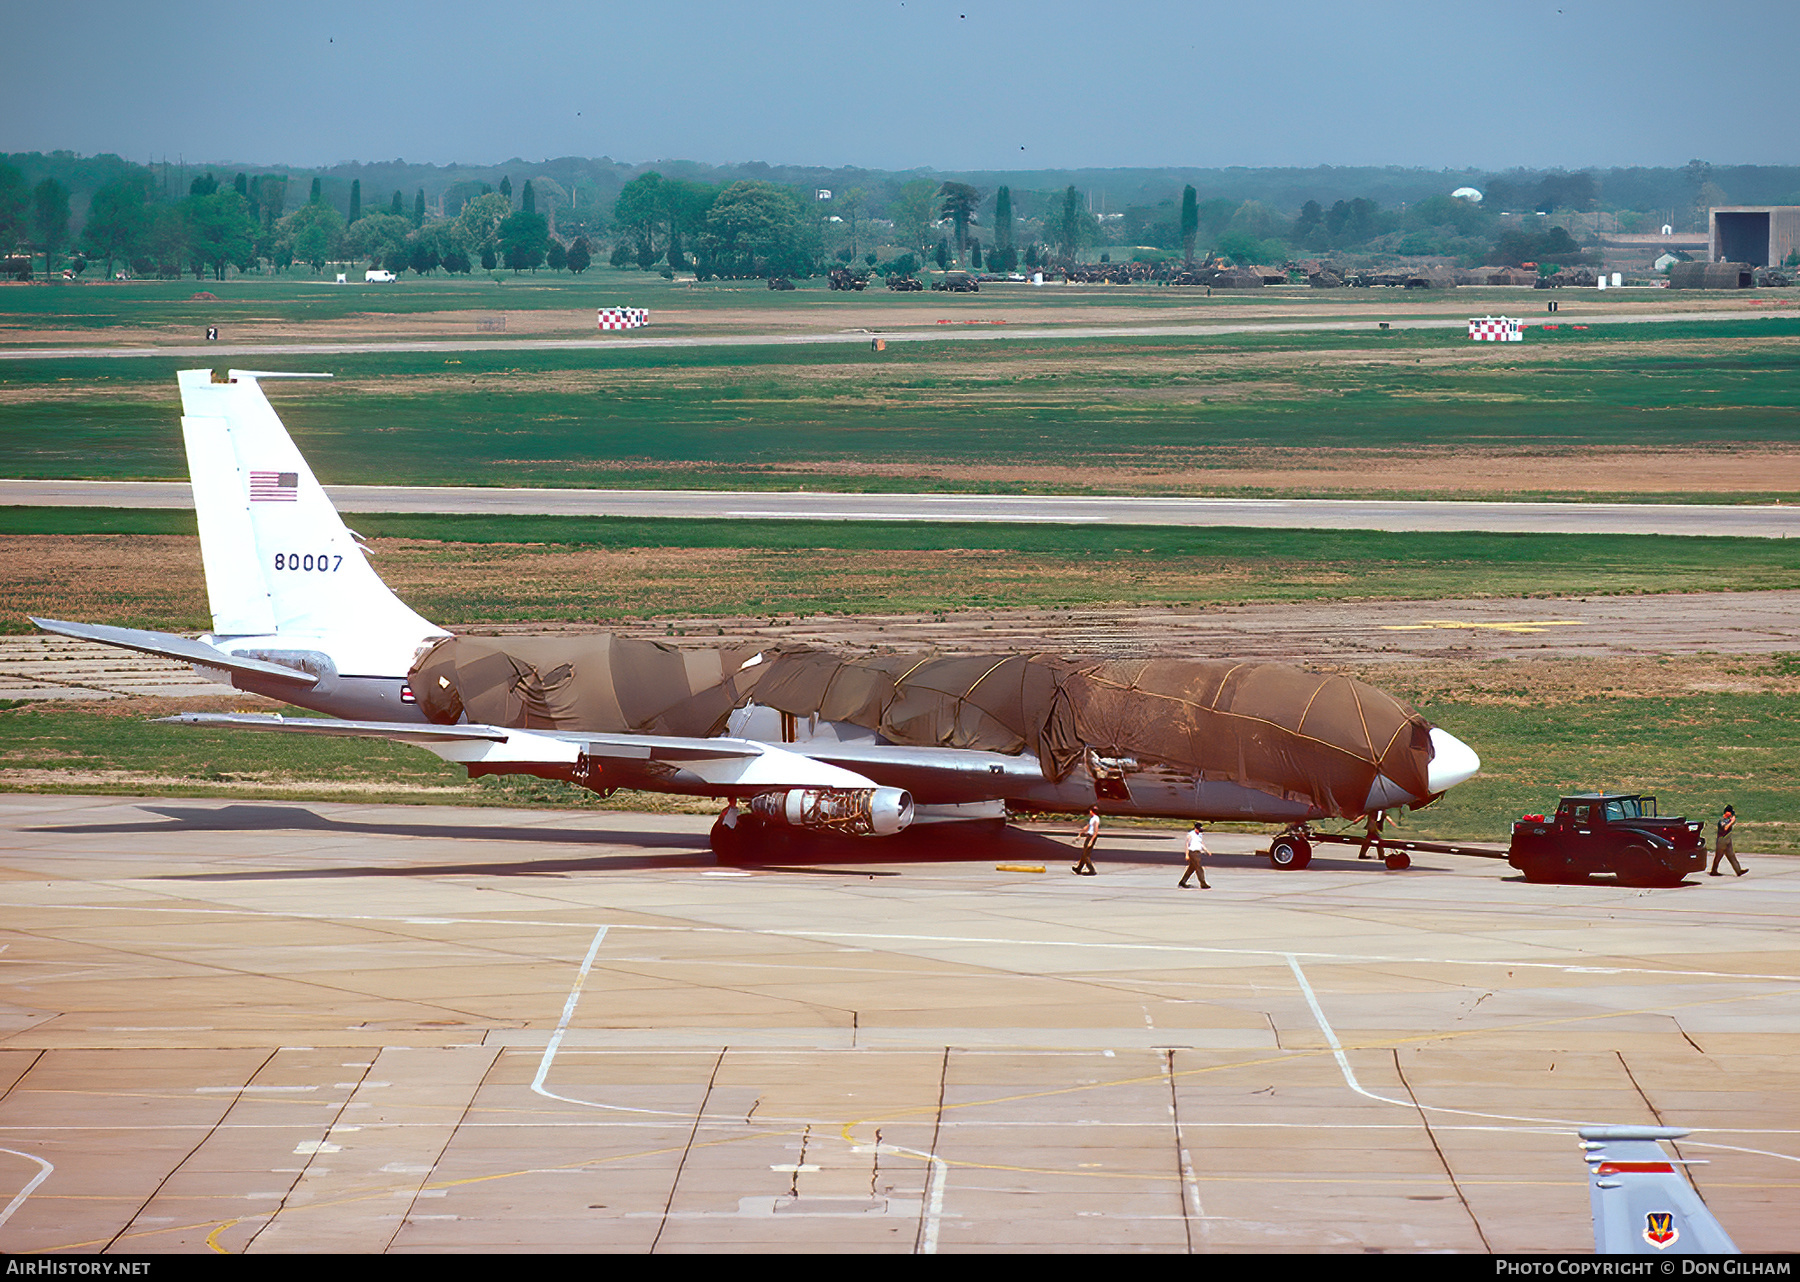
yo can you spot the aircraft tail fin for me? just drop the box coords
[176,369,439,644]
[1582,1125,1738,1254]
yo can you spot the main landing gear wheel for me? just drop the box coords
[710,817,746,861]
[1383,851,1411,870]
[711,814,804,863]
[1269,834,1312,870]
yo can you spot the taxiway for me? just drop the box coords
[0,794,1794,1253]
[4,479,1796,538]
[2,304,1797,363]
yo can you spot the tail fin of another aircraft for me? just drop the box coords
[1582,1125,1738,1254]
[176,369,439,645]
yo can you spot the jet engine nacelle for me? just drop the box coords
[751,787,914,837]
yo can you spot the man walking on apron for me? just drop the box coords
[1180,822,1211,889]
[1711,804,1745,876]
[1073,807,1100,876]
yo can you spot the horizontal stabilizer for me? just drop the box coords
[32,617,319,686]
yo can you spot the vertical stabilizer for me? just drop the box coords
[1582,1125,1738,1254]
[176,369,441,647]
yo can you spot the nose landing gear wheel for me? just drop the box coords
[1383,852,1411,870]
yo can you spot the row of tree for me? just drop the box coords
[28,149,1787,227]
[0,167,74,277]
[607,173,819,279]
[605,173,1083,279]
[0,163,1562,283]
[604,173,1154,278]
[3,152,1748,282]
[0,160,608,280]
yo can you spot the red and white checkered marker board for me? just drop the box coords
[1468,315,1522,341]
[597,307,650,330]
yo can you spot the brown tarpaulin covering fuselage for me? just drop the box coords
[410,635,1434,819]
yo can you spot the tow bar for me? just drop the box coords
[1268,825,1510,871]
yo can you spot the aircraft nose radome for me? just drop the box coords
[1426,727,1481,793]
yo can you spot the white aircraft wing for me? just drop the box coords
[161,712,516,745]
[1581,1125,1738,1254]
[160,712,883,790]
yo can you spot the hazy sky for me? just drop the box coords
[7,0,1796,172]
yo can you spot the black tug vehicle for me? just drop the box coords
[1508,792,1708,887]
[931,270,980,292]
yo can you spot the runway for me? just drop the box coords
[0,794,1795,1253]
[5,478,1795,538]
[1,305,1796,362]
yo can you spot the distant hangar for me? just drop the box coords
[1709,206,1800,268]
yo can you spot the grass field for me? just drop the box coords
[6,511,1798,634]
[1349,653,1800,853]
[2,301,1798,500]
[0,270,967,332]
[9,270,1784,334]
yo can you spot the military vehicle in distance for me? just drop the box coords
[827,266,869,291]
[1509,793,1707,886]
[931,270,979,292]
[885,273,923,291]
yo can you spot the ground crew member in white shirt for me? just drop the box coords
[1180,822,1211,889]
[1073,806,1100,876]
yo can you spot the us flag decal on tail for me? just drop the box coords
[250,471,299,501]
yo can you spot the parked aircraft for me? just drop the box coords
[33,369,1481,860]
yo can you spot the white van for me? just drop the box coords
[365,269,398,283]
